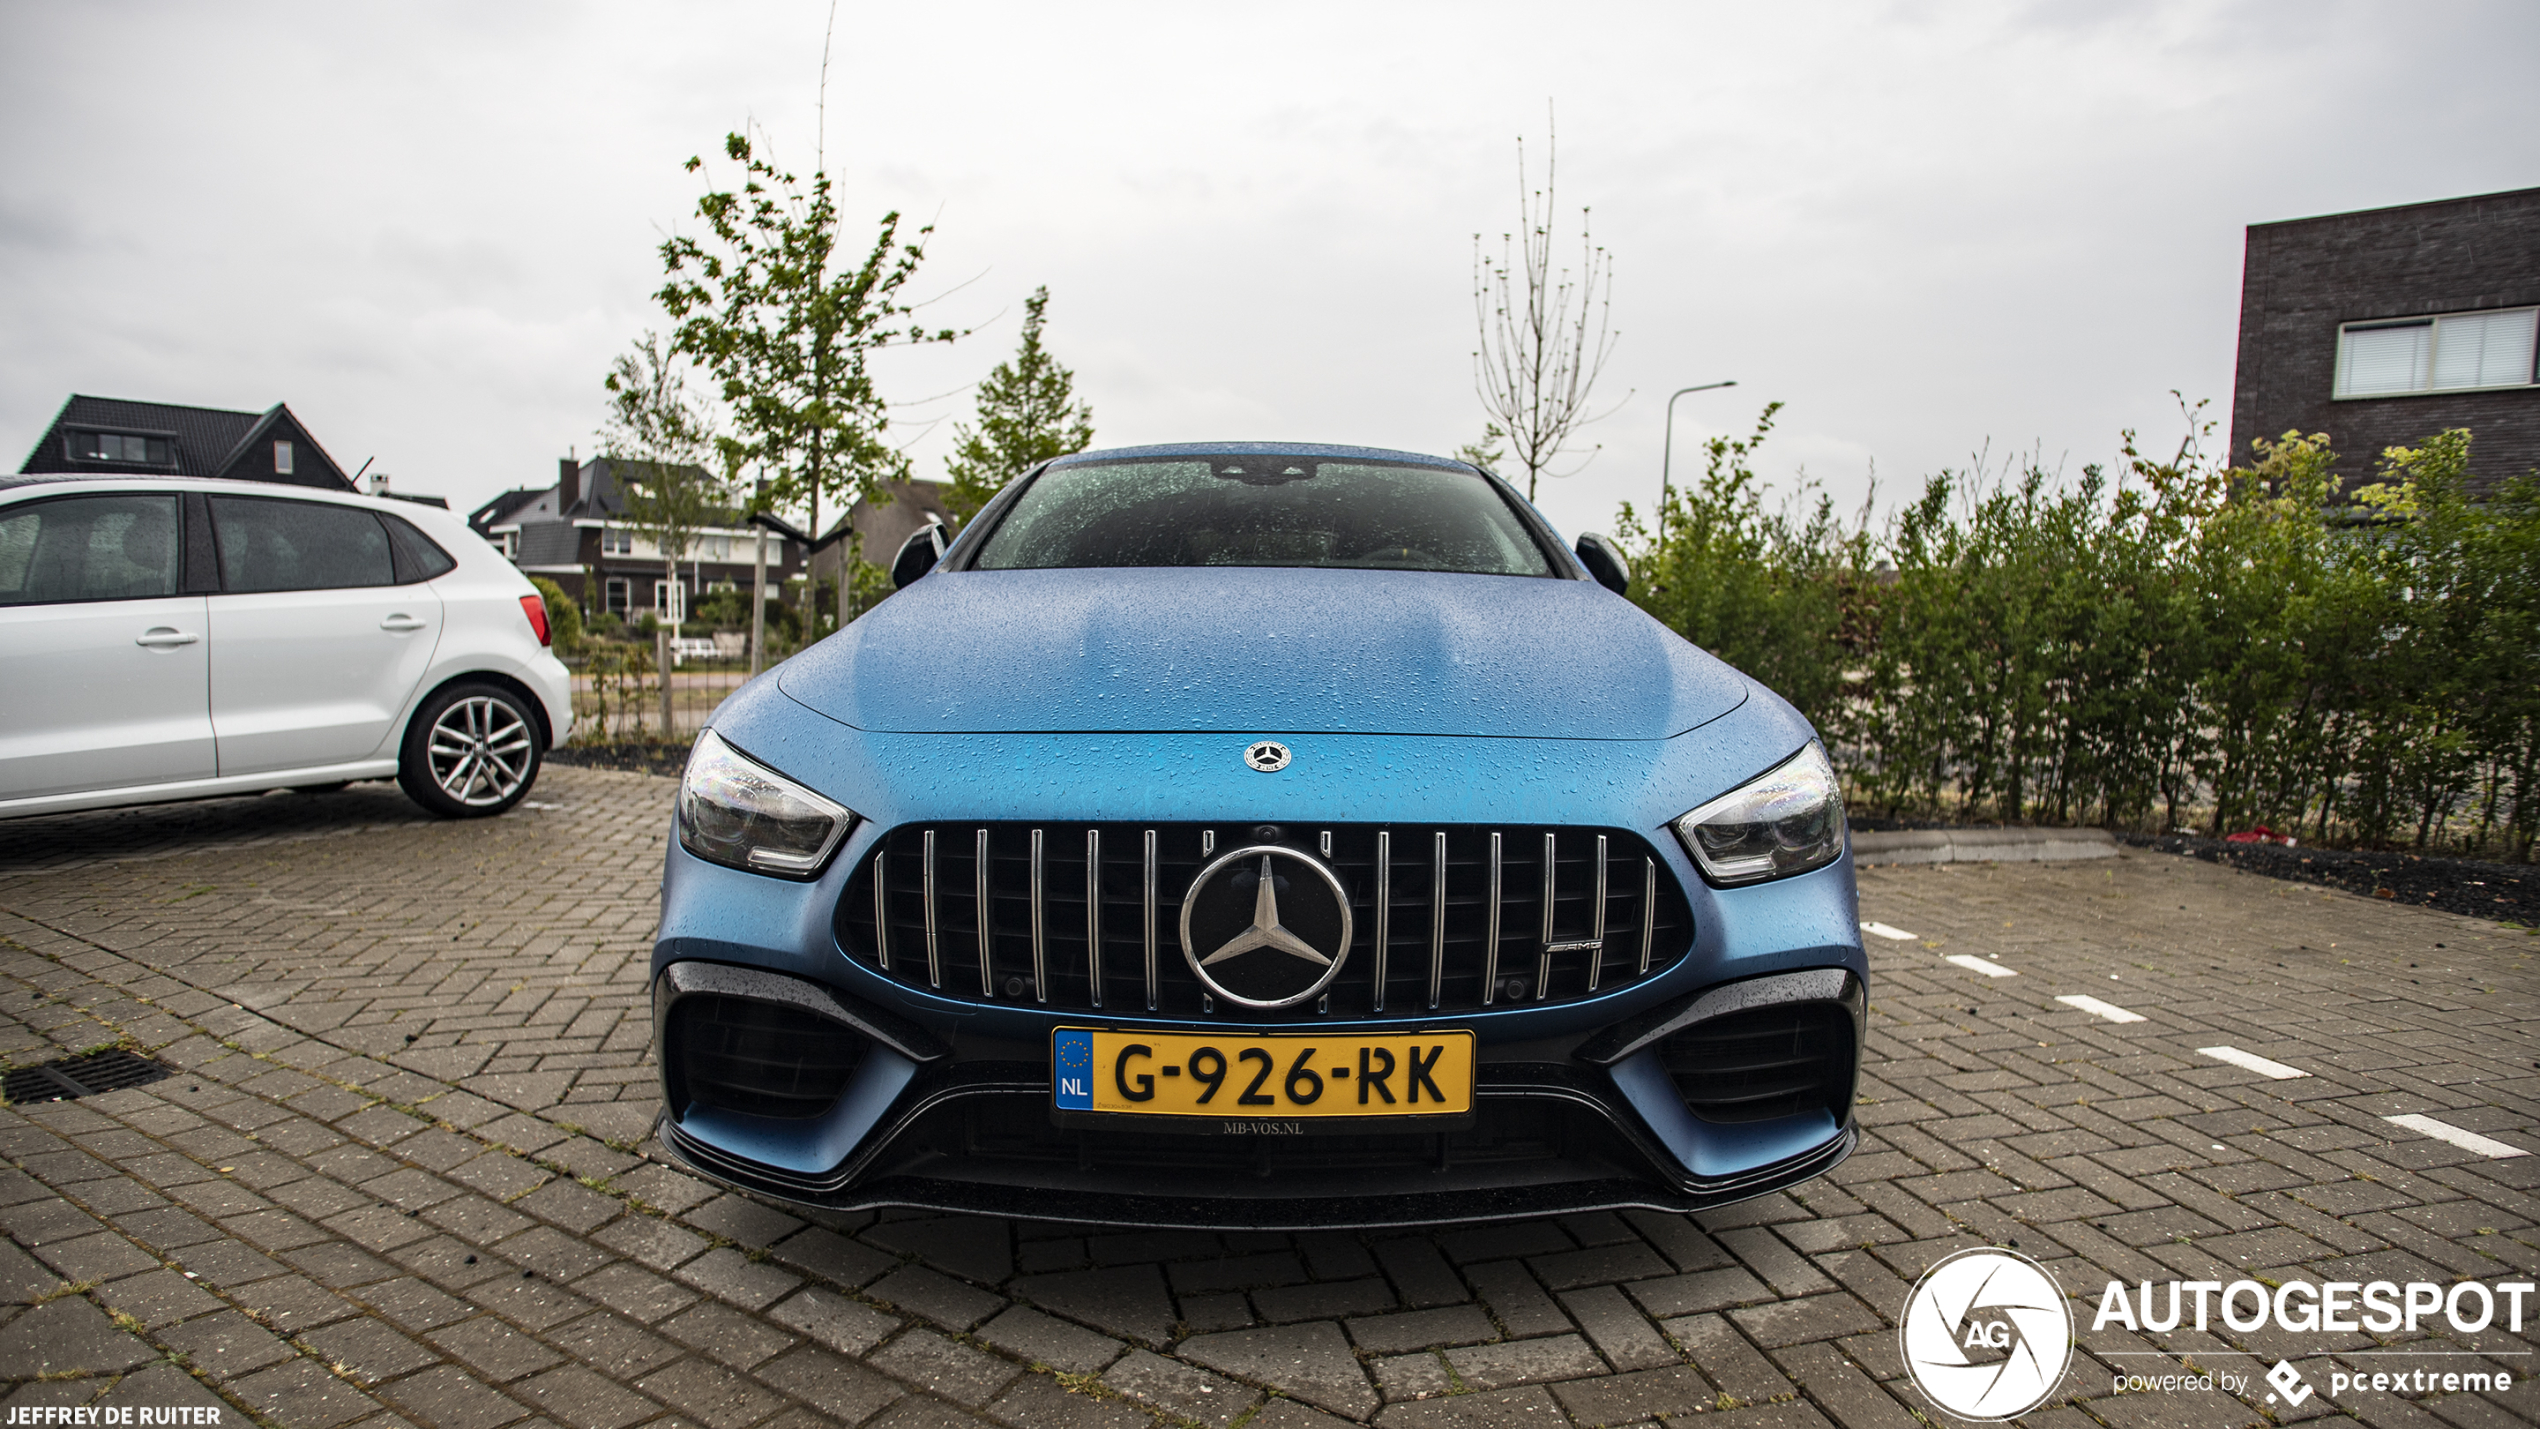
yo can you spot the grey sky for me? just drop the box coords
[5,1,2534,544]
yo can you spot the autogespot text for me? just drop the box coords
[2093,1277,2535,1335]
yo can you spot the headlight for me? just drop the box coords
[1671,742,1846,886]
[678,729,856,877]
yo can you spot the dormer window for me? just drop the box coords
[273,440,295,475]
[70,431,174,465]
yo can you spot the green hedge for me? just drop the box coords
[1619,408,2540,861]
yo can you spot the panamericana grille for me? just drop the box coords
[835,823,1692,1020]
[664,994,867,1120]
[1661,1003,1853,1123]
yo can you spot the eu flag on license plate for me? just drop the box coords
[1052,1028,1094,1110]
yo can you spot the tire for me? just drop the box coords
[399,681,542,818]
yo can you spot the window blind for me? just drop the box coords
[2430,307,2538,390]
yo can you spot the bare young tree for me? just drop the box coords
[1472,117,1624,501]
[600,333,726,736]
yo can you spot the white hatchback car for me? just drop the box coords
[0,473,574,820]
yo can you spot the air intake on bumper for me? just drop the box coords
[663,993,865,1120]
[1661,1002,1854,1123]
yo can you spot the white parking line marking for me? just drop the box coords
[2055,994,2145,1023]
[2384,1114,2530,1159]
[1860,921,1919,941]
[2198,1046,2309,1080]
[1945,954,2017,977]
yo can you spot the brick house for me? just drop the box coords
[19,395,358,490]
[470,457,806,622]
[806,477,957,610]
[2229,186,2540,491]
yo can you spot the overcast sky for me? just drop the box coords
[5,1,2535,543]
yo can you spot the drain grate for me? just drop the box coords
[1,1049,172,1104]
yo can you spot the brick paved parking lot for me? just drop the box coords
[0,766,2532,1429]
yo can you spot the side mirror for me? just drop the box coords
[892,523,948,589]
[1575,532,1632,596]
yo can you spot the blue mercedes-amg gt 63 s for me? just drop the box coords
[654,442,1864,1228]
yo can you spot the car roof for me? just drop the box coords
[1047,441,1474,468]
[0,472,382,504]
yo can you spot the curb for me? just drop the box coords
[1852,826,2119,865]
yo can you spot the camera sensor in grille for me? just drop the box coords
[1661,1003,1853,1123]
[665,994,867,1120]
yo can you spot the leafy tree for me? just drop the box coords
[600,333,726,733]
[1616,403,1866,732]
[602,334,726,609]
[1455,422,1508,473]
[528,577,585,657]
[943,287,1095,523]
[656,132,958,625]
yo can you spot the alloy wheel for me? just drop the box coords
[426,696,534,807]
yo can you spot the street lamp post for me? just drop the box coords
[1659,380,1738,538]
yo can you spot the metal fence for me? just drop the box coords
[566,638,786,744]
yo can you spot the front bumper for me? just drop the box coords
[651,957,1865,1230]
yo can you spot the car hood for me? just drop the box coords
[776,566,1748,739]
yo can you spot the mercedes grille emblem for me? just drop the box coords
[1178,845,1352,1008]
[1243,741,1291,773]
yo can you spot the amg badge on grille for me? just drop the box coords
[1179,845,1352,1008]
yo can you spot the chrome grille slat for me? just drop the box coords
[1372,831,1390,1014]
[1427,831,1447,1010]
[844,822,1692,1019]
[873,849,890,971]
[923,829,941,988]
[1085,830,1103,1009]
[975,828,993,998]
[1535,831,1556,1000]
[1588,835,1609,992]
[1142,829,1159,1011]
[1029,828,1048,1003]
[1639,857,1657,975]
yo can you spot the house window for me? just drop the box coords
[603,577,631,614]
[2335,307,2539,398]
[654,578,687,625]
[601,527,634,555]
[70,432,173,465]
[273,440,295,475]
[495,531,519,558]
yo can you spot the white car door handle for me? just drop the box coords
[135,627,200,648]
[380,614,429,632]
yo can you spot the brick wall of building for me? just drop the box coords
[2228,186,2540,491]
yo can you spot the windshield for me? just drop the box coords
[969,456,1559,577]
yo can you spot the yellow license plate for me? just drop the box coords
[1052,1028,1473,1126]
